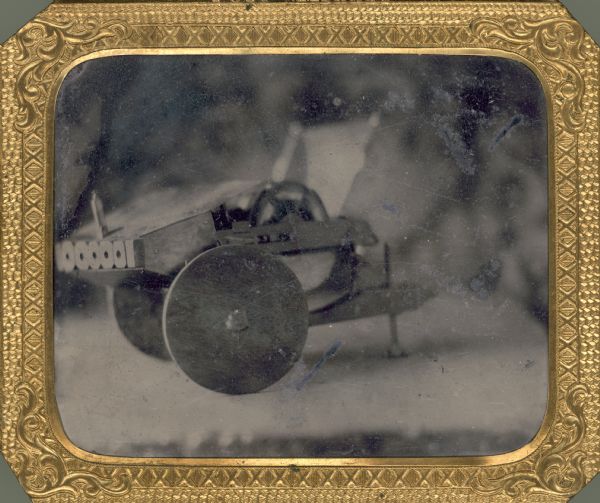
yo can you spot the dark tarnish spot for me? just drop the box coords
[382,202,400,214]
[289,464,300,473]
[469,258,503,299]
[295,340,343,391]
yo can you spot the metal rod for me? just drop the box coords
[385,243,404,357]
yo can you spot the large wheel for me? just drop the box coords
[250,181,337,292]
[162,245,308,394]
[113,276,171,360]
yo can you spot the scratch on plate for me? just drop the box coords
[295,340,343,391]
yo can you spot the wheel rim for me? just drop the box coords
[249,181,328,227]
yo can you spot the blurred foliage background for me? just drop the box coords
[55,55,548,323]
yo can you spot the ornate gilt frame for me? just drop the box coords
[1,0,598,501]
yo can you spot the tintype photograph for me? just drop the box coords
[54,54,548,458]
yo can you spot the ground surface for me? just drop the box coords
[55,290,547,458]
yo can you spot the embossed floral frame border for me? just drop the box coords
[0,1,598,501]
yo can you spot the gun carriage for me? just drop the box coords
[56,119,433,394]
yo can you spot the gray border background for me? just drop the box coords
[0,1,597,501]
